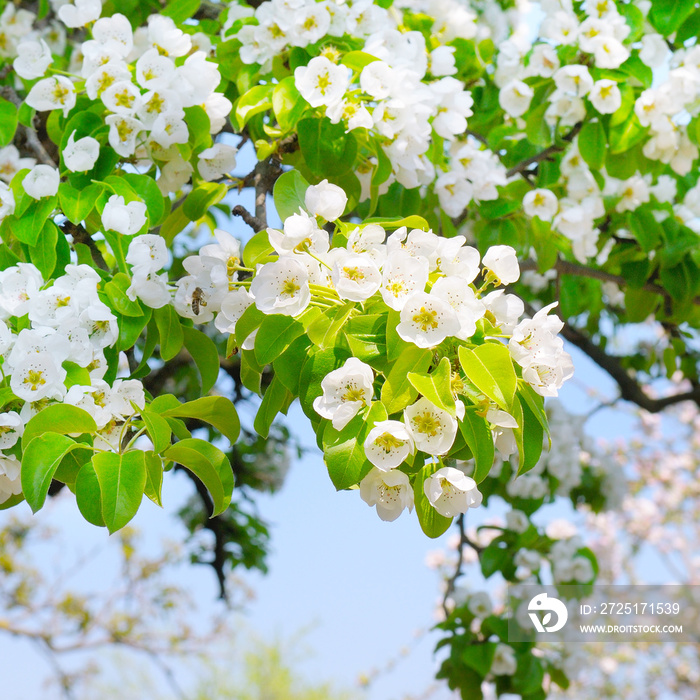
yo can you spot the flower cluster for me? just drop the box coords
[228,0,506,207]
[0,262,147,502]
[175,180,573,524]
[19,9,234,195]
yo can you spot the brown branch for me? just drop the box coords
[506,122,583,179]
[175,466,229,601]
[232,204,264,232]
[62,221,109,271]
[442,514,466,617]
[521,258,695,304]
[560,321,700,413]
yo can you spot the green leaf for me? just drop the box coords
[273,169,310,220]
[255,314,305,365]
[182,182,228,221]
[92,450,147,534]
[414,462,452,538]
[608,116,647,155]
[254,375,293,439]
[162,0,200,23]
[144,451,164,507]
[462,643,496,677]
[116,307,151,352]
[104,272,143,317]
[381,347,433,414]
[182,326,220,394]
[297,117,357,177]
[458,344,517,412]
[624,286,660,322]
[242,228,275,268]
[525,103,551,148]
[28,219,58,279]
[75,463,105,527]
[235,85,273,129]
[240,348,263,395]
[323,402,386,490]
[627,208,663,253]
[408,357,456,416]
[154,305,184,361]
[341,51,380,71]
[58,182,103,224]
[480,542,511,577]
[513,396,544,476]
[649,0,695,34]
[21,434,91,513]
[578,120,606,171]
[141,408,172,453]
[184,105,211,150]
[161,396,240,443]
[164,439,233,516]
[63,361,91,389]
[160,205,190,244]
[0,97,18,146]
[272,76,307,131]
[306,302,355,349]
[10,196,57,245]
[518,383,550,442]
[459,408,495,483]
[273,334,313,395]
[235,303,265,348]
[22,404,97,449]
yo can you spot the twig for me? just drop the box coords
[442,514,466,617]
[506,122,583,179]
[232,204,264,232]
[520,258,689,304]
[62,221,109,271]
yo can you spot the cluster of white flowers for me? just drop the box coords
[550,536,594,583]
[190,181,575,522]
[173,228,243,325]
[520,144,606,263]
[126,234,172,309]
[509,302,574,398]
[0,262,147,501]
[229,0,506,205]
[632,46,700,175]
[19,8,234,195]
[495,2,700,264]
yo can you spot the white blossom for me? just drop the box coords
[424,466,482,517]
[483,245,520,285]
[404,398,458,455]
[305,180,347,221]
[197,144,238,182]
[364,420,414,471]
[313,357,374,430]
[23,165,59,199]
[359,467,414,522]
[102,194,147,235]
[397,292,460,348]
[63,131,100,172]
[249,257,311,317]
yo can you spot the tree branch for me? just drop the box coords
[521,258,697,305]
[506,122,583,179]
[62,221,109,271]
[559,320,700,413]
[232,204,264,232]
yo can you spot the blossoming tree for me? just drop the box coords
[1,0,699,696]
